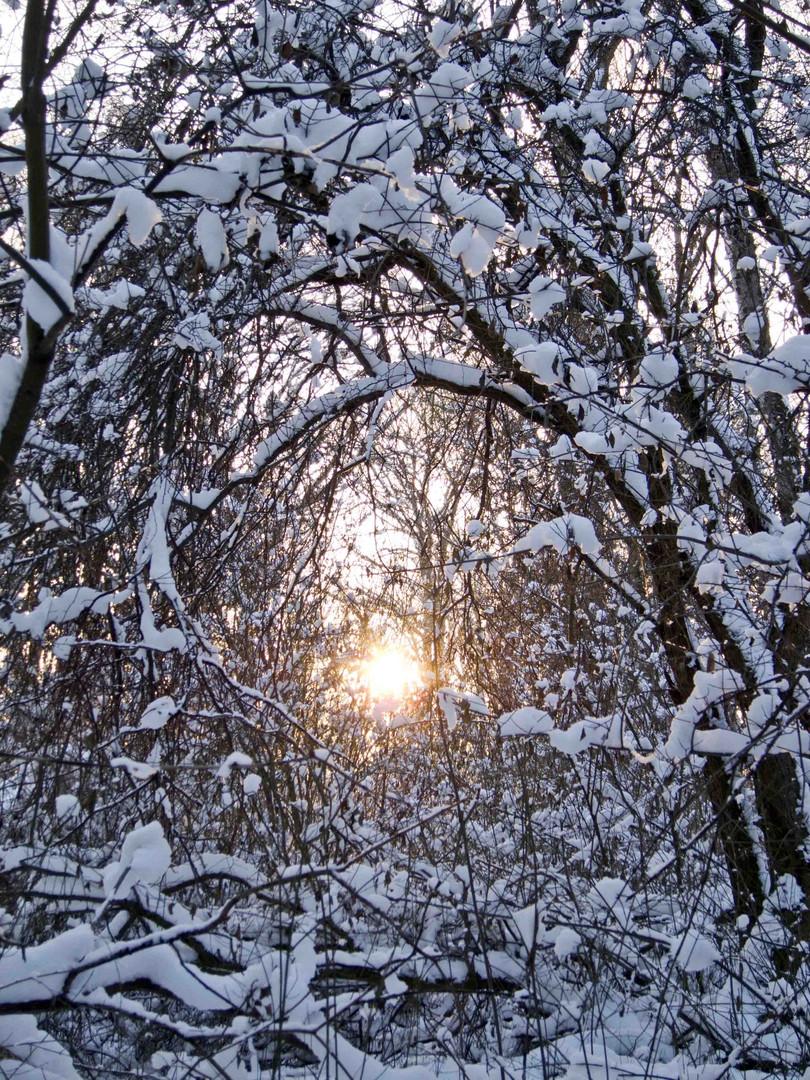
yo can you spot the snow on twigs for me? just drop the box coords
[498,706,553,736]
[138,696,179,730]
[22,260,74,333]
[103,822,172,898]
[727,335,810,396]
[195,209,229,272]
[513,514,601,557]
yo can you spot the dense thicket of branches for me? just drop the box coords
[3,0,810,1075]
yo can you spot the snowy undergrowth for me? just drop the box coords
[0,704,806,1080]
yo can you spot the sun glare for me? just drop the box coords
[363,647,421,705]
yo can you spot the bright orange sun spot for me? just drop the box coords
[362,647,421,705]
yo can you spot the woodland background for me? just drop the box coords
[2,0,810,1075]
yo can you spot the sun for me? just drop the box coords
[362,647,421,705]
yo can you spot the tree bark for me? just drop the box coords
[0,0,55,495]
